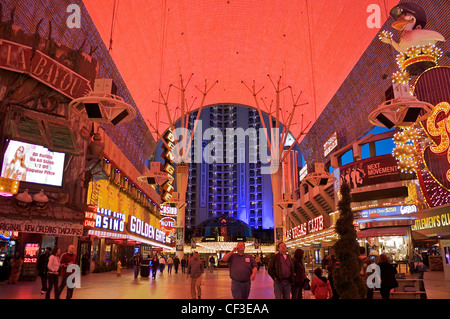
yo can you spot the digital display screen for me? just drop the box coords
[1,140,65,186]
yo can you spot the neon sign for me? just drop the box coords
[285,215,324,240]
[94,207,125,232]
[160,217,176,232]
[128,215,166,244]
[161,205,177,217]
[425,102,450,182]
[161,128,175,203]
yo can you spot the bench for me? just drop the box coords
[372,278,427,299]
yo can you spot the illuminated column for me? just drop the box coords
[271,162,284,246]
[176,162,189,259]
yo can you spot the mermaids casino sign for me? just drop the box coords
[414,66,450,207]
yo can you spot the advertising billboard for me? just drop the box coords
[1,140,65,186]
[339,154,401,189]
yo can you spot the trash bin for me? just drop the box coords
[140,259,150,277]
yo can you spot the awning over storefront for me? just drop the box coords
[286,227,338,248]
[356,226,408,238]
[0,195,84,236]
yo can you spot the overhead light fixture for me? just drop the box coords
[368,96,433,129]
[69,79,136,126]
[0,177,20,197]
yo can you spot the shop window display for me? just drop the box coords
[360,236,409,263]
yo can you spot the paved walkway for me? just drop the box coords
[0,267,448,299]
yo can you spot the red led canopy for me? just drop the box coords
[83,0,399,142]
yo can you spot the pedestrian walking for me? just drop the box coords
[187,252,204,299]
[311,267,333,299]
[132,253,142,279]
[291,248,306,299]
[151,255,159,280]
[159,255,166,274]
[174,255,180,274]
[56,245,77,299]
[37,247,51,294]
[181,257,187,273]
[378,253,398,299]
[268,242,295,299]
[7,251,23,284]
[167,256,174,274]
[221,242,257,299]
[46,247,61,299]
[208,255,215,273]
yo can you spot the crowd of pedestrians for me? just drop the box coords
[3,241,406,300]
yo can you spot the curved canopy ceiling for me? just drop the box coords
[83,0,398,143]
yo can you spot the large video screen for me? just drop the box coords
[1,140,65,187]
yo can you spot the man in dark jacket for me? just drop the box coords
[268,242,295,299]
[37,247,51,294]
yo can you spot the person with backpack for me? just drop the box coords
[291,248,306,299]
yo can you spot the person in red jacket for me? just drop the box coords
[57,245,77,299]
[311,267,333,299]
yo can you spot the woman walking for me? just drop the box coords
[46,247,61,299]
[378,253,398,299]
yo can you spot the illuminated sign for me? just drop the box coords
[411,212,450,232]
[160,128,175,203]
[94,207,125,233]
[308,215,324,234]
[1,140,65,186]
[84,205,97,228]
[24,243,39,263]
[413,67,450,207]
[128,215,166,244]
[160,217,176,232]
[285,215,324,240]
[161,205,177,217]
[323,132,338,157]
[422,102,450,189]
[0,230,18,240]
[340,154,400,189]
[355,205,417,219]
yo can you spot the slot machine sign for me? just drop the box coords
[161,128,175,203]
